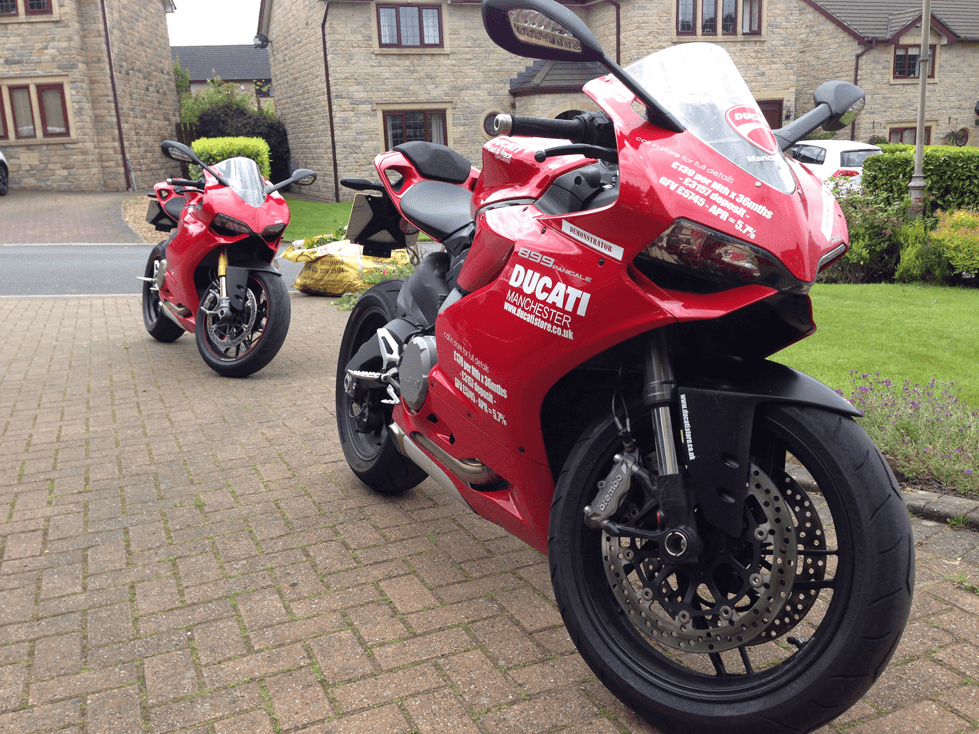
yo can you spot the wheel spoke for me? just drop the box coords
[792,578,836,592]
[738,645,754,674]
[708,652,727,676]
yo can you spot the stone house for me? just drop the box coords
[799,0,979,147]
[257,0,976,202]
[1,0,179,192]
[171,45,273,111]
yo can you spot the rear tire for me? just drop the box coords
[335,280,427,494]
[548,402,914,734]
[142,244,184,343]
[0,163,8,196]
[195,269,290,377]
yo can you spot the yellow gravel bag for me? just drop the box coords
[280,240,410,297]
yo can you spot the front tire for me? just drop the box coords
[195,269,290,377]
[335,280,427,494]
[142,244,184,343]
[549,403,913,734]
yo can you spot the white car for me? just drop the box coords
[788,140,882,191]
[0,149,8,196]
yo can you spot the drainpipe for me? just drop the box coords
[322,2,340,202]
[99,0,133,190]
[603,0,620,65]
[852,38,875,141]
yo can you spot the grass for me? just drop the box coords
[774,283,978,494]
[282,196,351,243]
[773,283,979,405]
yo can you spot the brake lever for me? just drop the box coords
[535,144,618,164]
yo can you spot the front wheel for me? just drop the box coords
[195,269,290,377]
[549,403,914,734]
[335,279,427,494]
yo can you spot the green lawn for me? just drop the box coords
[773,283,979,406]
[283,196,352,243]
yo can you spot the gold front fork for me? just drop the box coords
[217,247,229,299]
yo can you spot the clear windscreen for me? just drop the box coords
[628,43,796,194]
[214,157,267,207]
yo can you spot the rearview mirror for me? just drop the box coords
[160,140,200,165]
[813,81,866,131]
[482,0,604,63]
[291,169,317,186]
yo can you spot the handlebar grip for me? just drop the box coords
[167,178,202,188]
[493,114,585,143]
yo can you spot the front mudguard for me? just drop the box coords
[677,359,860,537]
[224,260,281,312]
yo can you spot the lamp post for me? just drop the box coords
[908,0,931,215]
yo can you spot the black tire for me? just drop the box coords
[195,269,290,377]
[335,280,427,494]
[0,163,8,196]
[142,244,184,343]
[549,402,914,734]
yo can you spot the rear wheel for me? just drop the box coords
[0,163,8,196]
[195,269,290,377]
[549,402,914,734]
[335,280,427,494]
[142,244,184,343]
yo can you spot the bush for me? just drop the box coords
[196,103,292,185]
[931,209,979,275]
[894,217,950,283]
[191,137,271,179]
[862,145,979,213]
[177,75,254,126]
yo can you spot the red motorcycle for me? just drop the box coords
[336,1,913,731]
[140,141,316,377]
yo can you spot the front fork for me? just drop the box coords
[583,334,703,561]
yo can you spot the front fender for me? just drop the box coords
[678,360,859,537]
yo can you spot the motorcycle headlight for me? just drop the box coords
[639,219,808,294]
[261,223,287,242]
[211,213,252,236]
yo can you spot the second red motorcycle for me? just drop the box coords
[140,141,315,377]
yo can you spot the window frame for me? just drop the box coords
[893,44,936,80]
[0,100,7,141]
[37,83,69,137]
[0,0,18,17]
[741,0,761,35]
[9,85,36,140]
[382,108,447,150]
[376,4,443,49]
[888,126,931,145]
[25,0,51,15]
[677,0,760,39]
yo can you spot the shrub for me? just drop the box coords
[863,145,979,214]
[177,75,254,126]
[894,217,950,283]
[931,209,979,276]
[842,373,978,495]
[196,103,292,185]
[191,137,271,179]
[822,188,914,283]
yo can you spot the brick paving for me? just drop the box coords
[0,293,978,734]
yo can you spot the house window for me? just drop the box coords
[889,126,931,145]
[722,0,737,33]
[0,0,17,16]
[1,80,71,140]
[677,0,758,37]
[384,109,446,149]
[377,4,442,48]
[38,84,68,136]
[894,45,936,80]
[742,0,761,34]
[26,0,51,14]
[9,86,35,139]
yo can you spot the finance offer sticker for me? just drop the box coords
[725,105,778,155]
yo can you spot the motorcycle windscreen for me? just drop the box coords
[213,157,268,207]
[628,43,795,195]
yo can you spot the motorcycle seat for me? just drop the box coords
[163,192,185,222]
[399,181,474,241]
[394,141,472,184]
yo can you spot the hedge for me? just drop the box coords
[195,104,291,185]
[862,144,979,212]
[191,137,271,180]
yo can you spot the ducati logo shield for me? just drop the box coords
[725,105,779,156]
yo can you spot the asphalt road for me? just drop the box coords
[0,244,307,297]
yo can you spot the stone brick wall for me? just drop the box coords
[1,0,178,192]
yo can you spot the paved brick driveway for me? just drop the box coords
[1,292,979,734]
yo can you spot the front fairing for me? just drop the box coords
[192,158,291,237]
